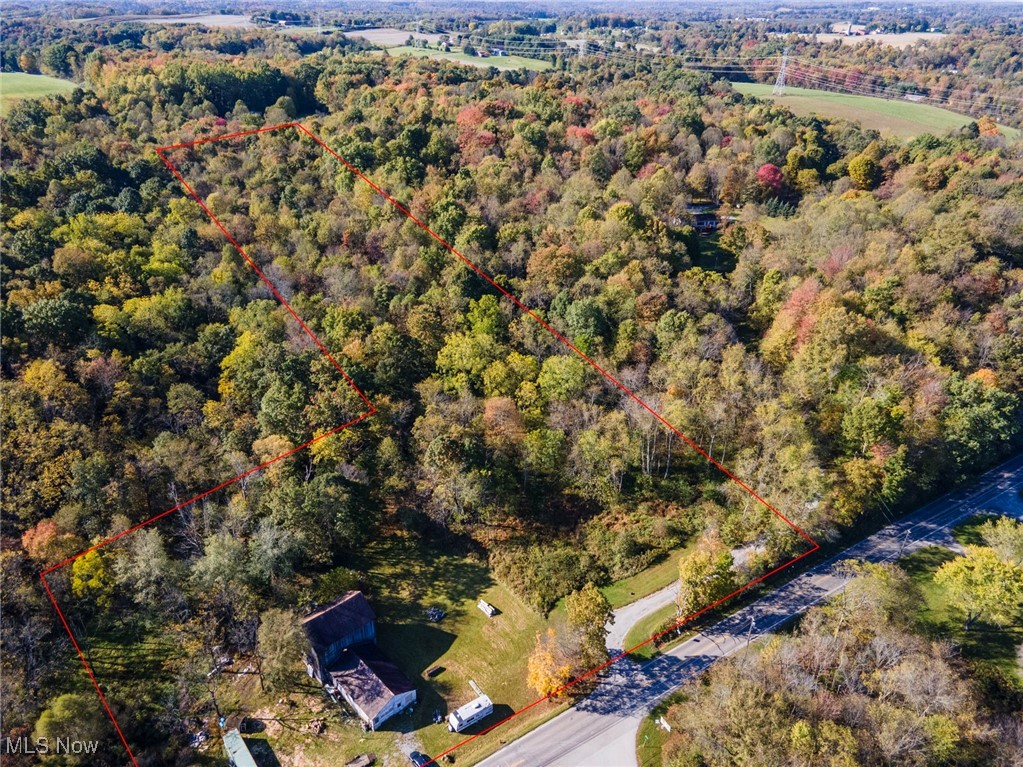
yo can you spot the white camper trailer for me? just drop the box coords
[446,693,493,733]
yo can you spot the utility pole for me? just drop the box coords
[897,528,911,558]
[773,48,789,95]
[741,615,756,670]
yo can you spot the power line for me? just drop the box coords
[773,48,789,95]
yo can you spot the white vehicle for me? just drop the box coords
[446,694,493,732]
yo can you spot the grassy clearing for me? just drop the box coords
[814,32,948,49]
[899,545,1023,682]
[354,531,567,763]
[600,547,688,609]
[621,603,687,660]
[345,28,443,47]
[814,31,949,48]
[1,72,77,116]
[75,13,254,27]
[693,232,736,273]
[732,81,1020,141]
[384,46,551,72]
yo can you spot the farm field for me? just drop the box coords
[383,45,552,71]
[75,13,255,27]
[733,81,1020,140]
[0,72,77,116]
[346,27,444,46]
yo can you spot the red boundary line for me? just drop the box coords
[40,122,819,767]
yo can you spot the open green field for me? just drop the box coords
[385,45,551,72]
[0,72,77,116]
[600,546,690,609]
[899,544,1023,682]
[733,81,1020,140]
[360,532,567,764]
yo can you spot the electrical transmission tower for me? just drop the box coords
[773,48,789,95]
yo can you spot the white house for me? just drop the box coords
[300,591,416,730]
[327,644,417,730]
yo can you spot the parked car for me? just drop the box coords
[409,752,431,767]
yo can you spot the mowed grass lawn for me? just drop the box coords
[622,602,688,660]
[636,699,672,767]
[899,532,1023,683]
[214,531,563,766]
[733,81,1020,140]
[1,72,77,116]
[357,532,569,764]
[384,45,551,71]
[601,547,689,609]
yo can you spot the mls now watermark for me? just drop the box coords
[3,737,100,755]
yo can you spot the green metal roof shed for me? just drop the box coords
[223,729,258,767]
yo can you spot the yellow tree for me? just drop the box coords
[71,550,115,610]
[566,582,614,668]
[527,628,573,698]
[677,538,736,620]
[934,545,1023,629]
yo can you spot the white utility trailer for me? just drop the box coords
[446,693,493,733]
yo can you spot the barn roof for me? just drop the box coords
[301,591,376,653]
[329,643,416,721]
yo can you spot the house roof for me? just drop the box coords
[302,591,376,653]
[329,643,416,721]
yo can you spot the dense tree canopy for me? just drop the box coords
[2,12,1022,765]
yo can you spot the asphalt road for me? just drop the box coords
[476,453,1023,767]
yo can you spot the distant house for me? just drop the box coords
[301,591,416,730]
[686,203,720,233]
[302,591,377,682]
[223,729,257,767]
[692,212,719,233]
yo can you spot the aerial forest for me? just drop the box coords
[1,16,1022,766]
